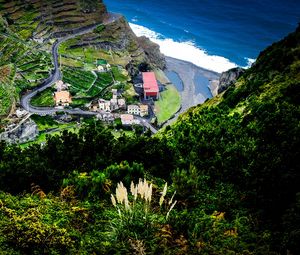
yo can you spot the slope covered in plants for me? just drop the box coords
[0,16,299,255]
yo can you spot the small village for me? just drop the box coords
[1,58,165,144]
[52,68,159,127]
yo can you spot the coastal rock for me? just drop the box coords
[217,67,245,94]
[0,119,38,144]
[136,36,166,70]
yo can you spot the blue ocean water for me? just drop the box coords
[104,0,300,72]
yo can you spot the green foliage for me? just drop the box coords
[0,12,299,255]
[172,167,245,215]
[111,66,129,82]
[0,192,80,254]
[31,88,55,107]
[63,161,144,199]
[62,67,113,100]
[62,67,96,94]
[0,64,16,116]
[169,209,269,254]
[30,114,57,129]
[93,24,105,33]
[0,20,52,116]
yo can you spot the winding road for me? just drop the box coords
[20,13,158,134]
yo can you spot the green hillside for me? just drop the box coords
[0,0,107,117]
[0,15,52,116]
[0,0,164,118]
[0,19,299,255]
[0,0,107,40]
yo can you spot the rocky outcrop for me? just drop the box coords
[136,36,166,70]
[0,119,38,144]
[63,16,166,76]
[217,67,245,94]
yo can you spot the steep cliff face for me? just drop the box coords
[104,17,165,73]
[136,36,166,70]
[217,67,245,94]
[60,16,166,75]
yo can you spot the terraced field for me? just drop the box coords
[61,66,114,101]
[0,19,52,115]
[0,0,156,117]
[0,0,107,40]
[0,65,16,116]
[0,0,107,117]
[57,17,148,69]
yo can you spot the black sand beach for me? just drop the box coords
[164,57,220,124]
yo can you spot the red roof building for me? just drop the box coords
[142,72,159,99]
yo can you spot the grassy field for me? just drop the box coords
[31,88,55,107]
[155,85,181,124]
[111,130,135,138]
[30,115,59,131]
[111,66,129,82]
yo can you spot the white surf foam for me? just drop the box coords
[244,58,256,68]
[129,23,239,73]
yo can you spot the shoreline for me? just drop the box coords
[163,56,220,125]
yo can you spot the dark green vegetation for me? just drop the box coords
[0,13,299,255]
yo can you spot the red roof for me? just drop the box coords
[142,72,159,95]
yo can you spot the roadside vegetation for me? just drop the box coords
[31,88,55,107]
[20,115,79,148]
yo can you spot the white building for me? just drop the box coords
[127,105,140,116]
[97,65,105,72]
[99,99,111,112]
[112,89,118,96]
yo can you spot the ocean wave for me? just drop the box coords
[244,58,256,68]
[129,23,238,73]
[131,16,138,22]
